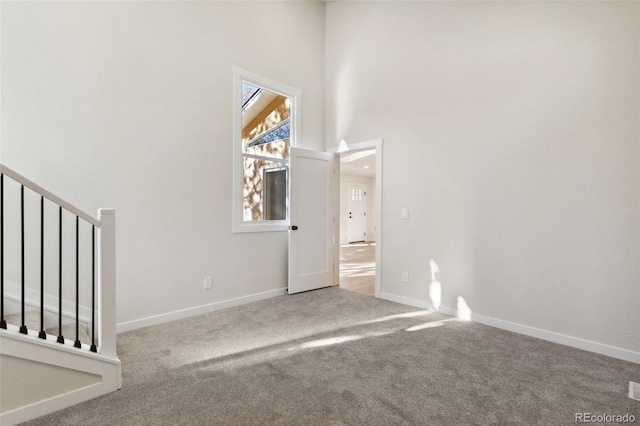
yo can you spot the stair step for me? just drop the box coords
[4,310,42,330]
[5,310,92,345]
[46,324,92,346]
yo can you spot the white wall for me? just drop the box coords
[339,173,376,244]
[326,2,640,355]
[3,1,638,360]
[1,1,326,326]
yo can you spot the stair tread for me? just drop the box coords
[46,324,92,345]
[5,311,92,345]
[4,310,42,330]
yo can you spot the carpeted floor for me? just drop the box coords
[25,288,639,425]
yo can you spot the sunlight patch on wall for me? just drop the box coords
[338,139,349,153]
[457,296,472,321]
[429,259,442,311]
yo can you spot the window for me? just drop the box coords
[232,67,300,233]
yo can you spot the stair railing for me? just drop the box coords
[0,164,116,358]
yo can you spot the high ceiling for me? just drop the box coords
[340,149,376,177]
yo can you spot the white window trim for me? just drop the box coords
[232,66,301,233]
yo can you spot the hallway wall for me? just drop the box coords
[326,1,640,356]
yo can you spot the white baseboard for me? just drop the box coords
[116,288,287,334]
[378,292,640,364]
[378,291,458,318]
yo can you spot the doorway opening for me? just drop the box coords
[347,183,367,243]
[337,143,380,297]
[339,241,376,296]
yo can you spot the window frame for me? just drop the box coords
[262,164,289,221]
[232,66,300,233]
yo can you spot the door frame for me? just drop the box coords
[329,139,383,298]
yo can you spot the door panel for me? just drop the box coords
[347,184,367,243]
[289,148,335,294]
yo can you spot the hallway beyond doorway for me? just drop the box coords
[339,242,375,296]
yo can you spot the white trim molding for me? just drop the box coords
[231,66,301,234]
[116,287,287,333]
[0,164,100,227]
[378,292,640,364]
[330,138,384,298]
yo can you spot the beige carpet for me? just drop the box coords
[25,288,639,425]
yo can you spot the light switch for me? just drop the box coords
[401,208,409,220]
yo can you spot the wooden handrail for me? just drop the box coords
[0,164,100,227]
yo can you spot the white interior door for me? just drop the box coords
[347,184,367,243]
[288,148,335,294]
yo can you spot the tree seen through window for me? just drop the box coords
[241,82,291,221]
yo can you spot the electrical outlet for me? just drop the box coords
[402,271,409,282]
[204,276,212,290]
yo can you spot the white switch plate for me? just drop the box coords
[204,276,212,289]
[401,208,409,219]
[402,271,409,282]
